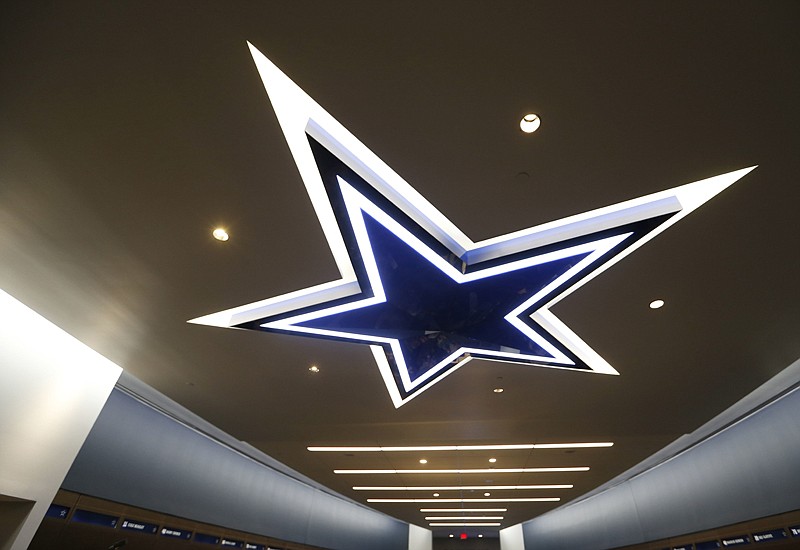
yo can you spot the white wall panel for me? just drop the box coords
[0,289,121,550]
[500,524,524,550]
[408,523,432,550]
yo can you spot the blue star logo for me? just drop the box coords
[190,44,755,407]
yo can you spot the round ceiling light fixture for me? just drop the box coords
[308,365,320,373]
[493,388,504,393]
[519,113,541,133]
[649,299,665,309]
[419,459,428,464]
[212,227,229,241]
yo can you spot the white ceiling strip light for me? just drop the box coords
[419,508,508,514]
[335,467,589,474]
[353,485,572,491]
[430,523,500,527]
[424,516,504,521]
[368,498,560,503]
[309,442,613,452]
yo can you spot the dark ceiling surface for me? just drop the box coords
[2,0,799,538]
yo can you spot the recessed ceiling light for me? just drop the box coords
[212,228,229,241]
[489,458,497,463]
[649,299,665,309]
[433,493,439,497]
[479,534,484,538]
[493,388,504,393]
[483,492,491,497]
[519,113,541,133]
[449,534,454,538]
[419,459,428,464]
[308,365,320,373]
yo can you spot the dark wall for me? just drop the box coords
[520,364,800,549]
[62,389,409,550]
[433,537,499,550]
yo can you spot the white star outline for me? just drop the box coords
[189,42,756,408]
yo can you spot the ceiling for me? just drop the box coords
[1,0,798,539]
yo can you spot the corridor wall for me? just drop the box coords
[509,359,800,550]
[62,386,417,550]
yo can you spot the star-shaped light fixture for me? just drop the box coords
[190,43,755,408]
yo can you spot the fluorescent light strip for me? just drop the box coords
[308,442,613,452]
[335,467,589,474]
[430,523,500,527]
[368,498,560,503]
[354,485,572,491]
[533,442,614,449]
[419,508,508,514]
[424,516,504,521]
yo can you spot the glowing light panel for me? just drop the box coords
[334,467,589,474]
[369,498,560,503]
[430,522,500,538]
[425,517,504,521]
[189,44,756,407]
[419,508,508,513]
[353,485,572,491]
[308,442,613,452]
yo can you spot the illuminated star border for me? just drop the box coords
[190,43,755,408]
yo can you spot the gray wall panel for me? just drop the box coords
[518,377,800,550]
[305,488,409,549]
[631,388,800,540]
[63,389,409,550]
[521,481,644,550]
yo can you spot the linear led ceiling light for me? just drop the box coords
[353,485,572,491]
[419,508,508,514]
[370,498,559,504]
[190,43,755,408]
[430,523,500,527]
[308,442,613,452]
[335,467,589,474]
[424,517,504,521]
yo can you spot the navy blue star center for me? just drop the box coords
[298,214,591,382]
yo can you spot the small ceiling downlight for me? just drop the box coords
[520,113,541,133]
[212,228,229,241]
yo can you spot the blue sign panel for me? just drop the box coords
[789,526,800,537]
[121,519,158,534]
[221,539,244,548]
[752,529,786,543]
[245,544,266,550]
[45,504,70,519]
[195,533,222,545]
[721,535,750,546]
[71,509,119,528]
[160,526,192,539]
